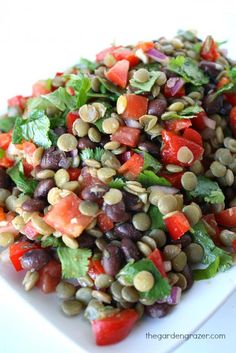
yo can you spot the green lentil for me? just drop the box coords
[72,118,89,137]
[57,133,78,152]
[56,281,76,299]
[158,195,178,215]
[163,245,181,260]
[132,212,151,231]
[121,286,140,303]
[94,274,114,289]
[133,271,154,292]
[76,287,93,305]
[182,204,201,226]
[61,300,83,316]
[79,200,99,216]
[181,172,198,191]
[172,252,187,272]
[148,229,167,248]
[184,243,204,264]
[210,161,227,177]
[219,230,236,247]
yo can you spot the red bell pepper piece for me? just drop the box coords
[67,168,81,181]
[9,241,40,271]
[92,309,139,346]
[22,159,34,177]
[159,171,184,189]
[106,59,129,88]
[111,126,141,147]
[191,111,209,131]
[148,249,167,277]
[66,111,80,134]
[232,239,236,252]
[230,106,236,137]
[97,213,114,232]
[200,36,219,61]
[161,130,204,166]
[164,211,190,240]
[88,259,105,280]
[202,214,222,246]
[136,41,154,52]
[164,118,192,132]
[183,128,203,146]
[121,94,148,120]
[112,49,139,67]
[118,153,144,178]
[215,207,236,228]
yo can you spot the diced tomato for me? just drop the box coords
[22,159,34,177]
[118,153,144,178]
[148,249,167,277]
[216,77,230,90]
[183,128,203,146]
[96,46,121,62]
[21,221,40,240]
[192,111,209,131]
[202,214,221,246]
[164,83,185,98]
[0,132,12,150]
[164,211,190,240]
[121,94,148,120]
[106,59,130,88]
[0,207,6,221]
[44,193,94,238]
[0,155,14,168]
[136,41,154,52]
[66,111,80,134]
[112,49,139,67]
[215,207,236,228]
[97,213,114,232]
[230,106,236,137]
[159,172,184,189]
[9,241,40,271]
[7,95,27,111]
[164,119,192,132]
[161,130,204,167]
[111,126,141,147]
[88,259,105,280]
[232,239,236,252]
[23,142,37,156]
[92,309,139,346]
[37,260,61,294]
[32,80,51,97]
[67,168,81,181]
[200,36,219,61]
[225,92,236,106]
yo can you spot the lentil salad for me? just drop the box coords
[1,29,236,346]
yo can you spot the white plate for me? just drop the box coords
[0,259,236,353]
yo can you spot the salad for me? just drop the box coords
[0,29,236,346]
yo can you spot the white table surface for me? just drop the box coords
[0,0,236,352]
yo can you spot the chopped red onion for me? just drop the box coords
[146,48,169,64]
[124,119,142,129]
[202,115,216,129]
[166,77,185,96]
[167,286,182,305]
[148,185,179,194]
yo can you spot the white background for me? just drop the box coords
[0,0,236,352]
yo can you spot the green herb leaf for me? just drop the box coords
[213,82,234,98]
[188,176,225,204]
[134,150,162,173]
[135,62,161,71]
[76,58,97,71]
[98,77,124,96]
[168,56,209,86]
[41,235,63,248]
[7,161,38,194]
[0,148,5,158]
[193,42,202,54]
[117,259,171,301]
[179,104,203,116]
[130,71,160,93]
[138,170,170,188]
[57,247,92,279]
[148,205,166,231]
[80,147,105,162]
[0,116,17,132]
[66,74,91,108]
[109,177,126,189]
[193,256,220,280]
[12,110,52,148]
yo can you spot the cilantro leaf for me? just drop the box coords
[148,205,166,231]
[0,148,5,158]
[193,256,220,280]
[109,177,126,189]
[130,71,160,93]
[7,161,38,194]
[134,150,161,172]
[117,259,171,301]
[12,110,52,148]
[57,247,92,279]
[76,58,97,71]
[41,235,63,248]
[98,77,124,96]
[179,104,203,116]
[213,82,234,98]
[138,170,170,188]
[188,176,225,204]
[80,147,105,162]
[66,74,91,108]
[168,56,209,86]
[0,116,17,132]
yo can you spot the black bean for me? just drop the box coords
[40,147,70,170]
[104,201,130,223]
[203,94,223,115]
[78,137,96,150]
[20,249,51,270]
[220,101,232,116]
[34,178,55,199]
[181,264,194,290]
[54,127,67,136]
[170,234,192,248]
[77,233,95,249]
[199,61,222,78]
[148,98,167,117]
[99,135,110,147]
[102,244,123,276]
[145,303,171,318]
[114,222,142,241]
[138,141,160,158]
[122,191,143,212]
[0,168,11,188]
[121,238,141,261]
[81,184,109,202]
[21,198,47,212]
